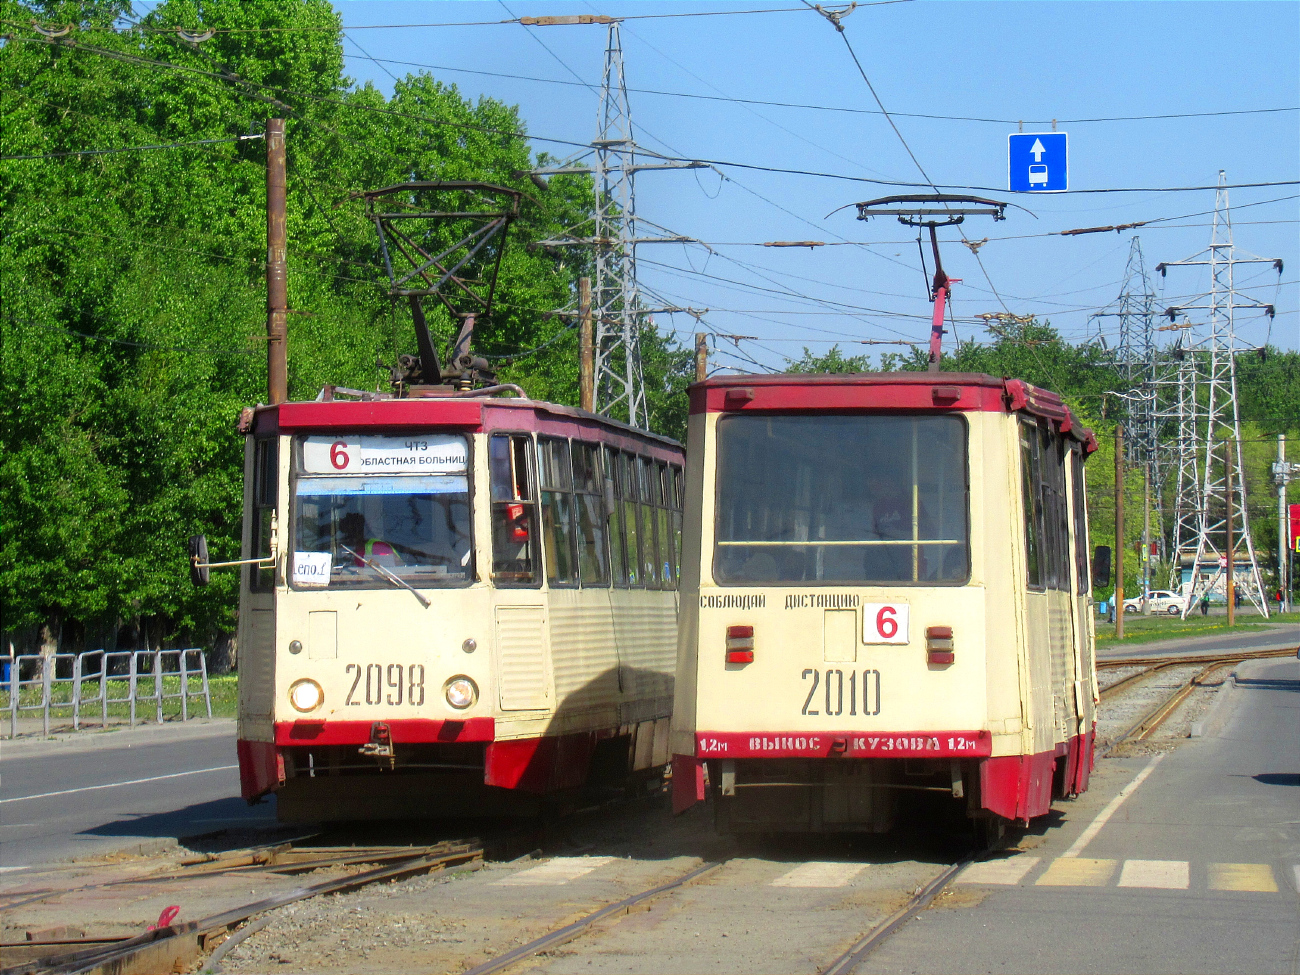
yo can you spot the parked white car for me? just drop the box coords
[1123,590,1184,615]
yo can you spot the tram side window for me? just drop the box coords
[539,437,578,587]
[618,451,643,586]
[1070,447,1090,595]
[1039,426,1071,591]
[639,456,662,587]
[604,445,629,587]
[1020,422,1045,590]
[655,462,676,587]
[250,437,278,591]
[488,434,540,586]
[676,465,686,587]
[571,442,611,587]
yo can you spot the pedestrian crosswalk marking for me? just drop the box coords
[770,862,868,888]
[956,857,1041,885]
[1035,858,1117,887]
[1207,863,1277,892]
[493,856,615,886]
[1118,860,1188,889]
[1293,865,1300,893]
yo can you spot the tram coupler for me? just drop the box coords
[359,721,396,769]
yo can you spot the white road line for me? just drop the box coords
[493,856,615,886]
[1118,859,1189,889]
[1061,754,1165,858]
[956,856,1041,886]
[0,766,239,804]
[770,861,868,888]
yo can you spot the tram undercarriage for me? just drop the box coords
[707,757,986,834]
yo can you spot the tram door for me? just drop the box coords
[488,433,552,711]
[1018,421,1076,751]
[239,435,280,738]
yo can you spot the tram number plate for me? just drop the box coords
[801,669,880,717]
[345,663,426,707]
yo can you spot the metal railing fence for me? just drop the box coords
[1,649,212,738]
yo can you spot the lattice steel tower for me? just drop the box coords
[1158,172,1281,616]
[591,23,646,426]
[1093,237,1163,468]
[533,22,705,428]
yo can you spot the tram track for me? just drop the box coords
[0,841,484,975]
[1097,645,1295,755]
[457,840,993,975]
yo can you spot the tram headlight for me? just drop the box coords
[288,678,324,713]
[444,676,478,710]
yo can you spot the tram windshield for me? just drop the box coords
[291,434,473,589]
[713,414,969,585]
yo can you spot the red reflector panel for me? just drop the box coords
[725,624,754,665]
[925,625,954,666]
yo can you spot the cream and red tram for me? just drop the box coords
[234,389,684,821]
[670,373,1100,834]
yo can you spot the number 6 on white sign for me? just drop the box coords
[862,603,909,644]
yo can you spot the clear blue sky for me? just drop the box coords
[334,1,1298,373]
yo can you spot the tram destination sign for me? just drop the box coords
[302,434,467,474]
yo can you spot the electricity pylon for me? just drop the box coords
[1156,171,1282,617]
[1093,237,1170,598]
[531,22,706,428]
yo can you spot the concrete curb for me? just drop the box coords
[1189,671,1237,739]
[1,717,236,759]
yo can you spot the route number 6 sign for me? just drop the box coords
[862,603,910,645]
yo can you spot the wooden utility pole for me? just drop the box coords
[578,277,594,412]
[1142,464,1151,614]
[1225,439,1235,626]
[266,118,288,405]
[694,332,708,383]
[1114,424,1124,639]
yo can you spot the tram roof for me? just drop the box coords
[239,390,683,456]
[690,372,1097,453]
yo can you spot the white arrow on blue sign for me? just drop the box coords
[1008,132,1067,192]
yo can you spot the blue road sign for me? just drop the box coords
[1008,132,1068,192]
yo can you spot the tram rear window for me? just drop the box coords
[713,415,969,586]
[292,473,473,589]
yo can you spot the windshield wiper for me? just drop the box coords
[339,544,431,608]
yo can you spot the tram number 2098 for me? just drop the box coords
[345,663,426,707]
[801,669,880,717]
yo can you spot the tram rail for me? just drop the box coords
[0,841,483,975]
[1097,645,1295,755]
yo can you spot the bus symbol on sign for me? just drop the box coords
[863,603,909,644]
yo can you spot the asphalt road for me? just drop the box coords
[0,720,276,869]
[859,654,1300,975]
[1098,621,1299,659]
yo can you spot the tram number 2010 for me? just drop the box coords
[801,669,880,717]
[345,663,426,707]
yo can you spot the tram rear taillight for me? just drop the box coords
[926,625,955,665]
[725,625,754,664]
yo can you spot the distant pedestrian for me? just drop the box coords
[1200,596,1209,616]
[1234,588,1242,609]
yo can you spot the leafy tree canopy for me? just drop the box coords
[0,0,690,650]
